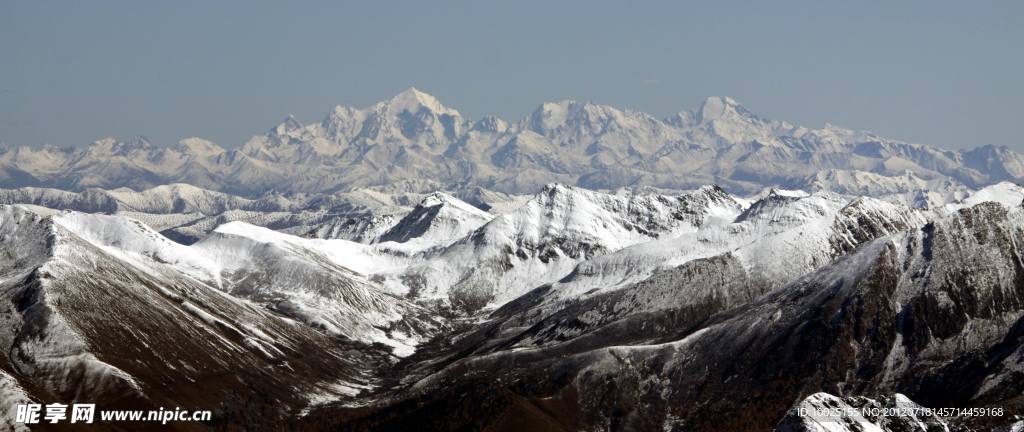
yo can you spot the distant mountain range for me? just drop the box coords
[2,88,1021,197]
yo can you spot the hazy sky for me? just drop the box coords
[1,1,1021,150]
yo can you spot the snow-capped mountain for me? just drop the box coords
[376,192,494,248]
[321,194,1024,432]
[4,180,1024,430]
[376,184,748,311]
[2,89,1022,197]
[0,206,404,428]
[241,88,467,166]
[0,183,431,244]
[49,210,439,355]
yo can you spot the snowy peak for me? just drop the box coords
[385,87,460,118]
[526,100,583,135]
[0,204,440,416]
[382,183,748,310]
[3,90,1024,198]
[0,183,289,215]
[237,88,469,166]
[270,115,304,137]
[830,195,928,255]
[663,96,771,133]
[522,100,681,157]
[415,191,490,215]
[962,144,1024,182]
[86,136,155,156]
[376,192,492,246]
[696,96,744,123]
[321,105,365,140]
[955,181,1024,209]
[39,210,436,353]
[470,116,509,134]
[176,137,225,157]
[342,87,467,148]
[463,183,734,258]
[526,100,651,136]
[525,183,744,238]
[736,189,834,224]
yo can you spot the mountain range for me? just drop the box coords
[1,179,1024,430]
[2,90,1024,431]
[2,88,1021,198]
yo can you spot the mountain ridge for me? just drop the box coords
[2,89,1021,198]
[3,180,1024,429]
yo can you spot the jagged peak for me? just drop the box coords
[540,182,571,194]
[418,191,459,208]
[531,100,625,117]
[766,187,810,198]
[531,183,617,208]
[527,101,576,134]
[695,184,732,199]
[735,188,836,223]
[329,104,358,116]
[385,87,460,117]
[698,184,726,193]
[270,115,304,135]
[471,116,509,133]
[527,100,637,135]
[957,181,1024,209]
[86,136,154,155]
[176,137,225,156]
[696,96,749,123]
[416,191,492,217]
[323,105,360,122]
[665,110,696,128]
[91,137,119,147]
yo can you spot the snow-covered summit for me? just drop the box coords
[375,192,493,248]
[371,184,748,309]
[385,87,462,118]
[954,181,1024,209]
[4,91,1023,197]
[695,96,748,123]
[175,137,225,157]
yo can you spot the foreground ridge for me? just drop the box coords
[0,180,1023,429]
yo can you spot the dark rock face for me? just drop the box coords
[377,202,444,243]
[0,214,391,431]
[305,204,1024,431]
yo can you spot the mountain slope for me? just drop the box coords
[0,184,427,245]
[314,199,1024,431]
[192,221,440,356]
[376,192,494,248]
[45,210,439,355]
[381,184,747,311]
[0,206,395,429]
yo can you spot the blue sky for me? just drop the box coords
[1,1,1021,150]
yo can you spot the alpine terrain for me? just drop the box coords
[0,90,1022,431]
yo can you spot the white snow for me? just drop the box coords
[954,181,1024,209]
